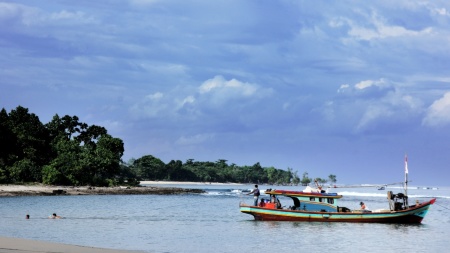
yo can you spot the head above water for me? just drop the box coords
[360,202,364,205]
[255,185,258,188]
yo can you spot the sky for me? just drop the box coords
[1,0,450,186]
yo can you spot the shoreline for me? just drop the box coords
[140,180,244,185]
[0,236,141,253]
[0,184,204,197]
[0,180,246,197]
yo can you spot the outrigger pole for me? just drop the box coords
[404,154,409,207]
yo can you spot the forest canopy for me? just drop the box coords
[0,106,336,186]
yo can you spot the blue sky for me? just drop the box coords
[1,0,449,186]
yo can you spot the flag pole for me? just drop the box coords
[404,154,409,206]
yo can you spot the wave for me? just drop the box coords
[199,188,450,200]
[335,191,450,199]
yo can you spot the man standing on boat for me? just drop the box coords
[247,185,260,206]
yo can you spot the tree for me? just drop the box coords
[5,106,51,181]
[0,108,16,182]
[165,160,183,181]
[301,172,311,185]
[315,177,327,185]
[266,166,277,184]
[88,134,124,185]
[134,155,166,180]
[328,174,337,185]
[292,170,300,185]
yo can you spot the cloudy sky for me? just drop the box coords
[2,0,450,186]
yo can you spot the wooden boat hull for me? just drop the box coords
[240,198,435,224]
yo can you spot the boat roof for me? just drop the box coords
[265,189,343,199]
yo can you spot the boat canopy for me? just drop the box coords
[265,188,343,199]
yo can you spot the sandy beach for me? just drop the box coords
[140,180,244,185]
[0,237,141,253]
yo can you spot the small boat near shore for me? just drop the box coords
[240,187,435,223]
[240,156,436,224]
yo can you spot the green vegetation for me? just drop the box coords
[0,106,336,186]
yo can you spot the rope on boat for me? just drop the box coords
[434,202,450,211]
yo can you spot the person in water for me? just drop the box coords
[247,185,260,206]
[49,213,62,219]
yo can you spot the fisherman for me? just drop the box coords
[259,199,266,207]
[247,185,260,206]
[272,195,282,209]
[360,202,367,210]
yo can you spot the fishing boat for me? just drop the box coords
[240,156,436,224]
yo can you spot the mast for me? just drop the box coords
[404,154,409,206]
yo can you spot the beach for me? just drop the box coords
[0,237,141,253]
[0,183,204,197]
[140,180,243,185]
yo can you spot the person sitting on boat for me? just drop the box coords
[360,202,370,211]
[247,185,260,206]
[271,195,282,209]
[259,199,266,207]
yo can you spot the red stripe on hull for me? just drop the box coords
[250,213,424,224]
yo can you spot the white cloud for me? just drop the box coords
[146,92,163,100]
[338,84,350,91]
[334,11,433,41]
[325,79,424,133]
[198,75,272,106]
[129,76,272,120]
[422,92,450,127]
[49,10,96,24]
[175,133,215,146]
[337,79,391,97]
[355,80,375,90]
[0,2,39,26]
[129,0,161,8]
[199,75,257,96]
[434,8,449,16]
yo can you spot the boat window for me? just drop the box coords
[327,198,334,204]
[310,197,315,201]
[319,198,323,202]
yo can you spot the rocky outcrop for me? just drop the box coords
[0,185,205,197]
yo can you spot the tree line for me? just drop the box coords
[0,106,337,186]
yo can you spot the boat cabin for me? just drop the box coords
[264,188,343,212]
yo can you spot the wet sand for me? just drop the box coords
[0,237,141,253]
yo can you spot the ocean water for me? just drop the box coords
[0,184,449,253]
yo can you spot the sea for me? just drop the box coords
[0,183,449,253]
